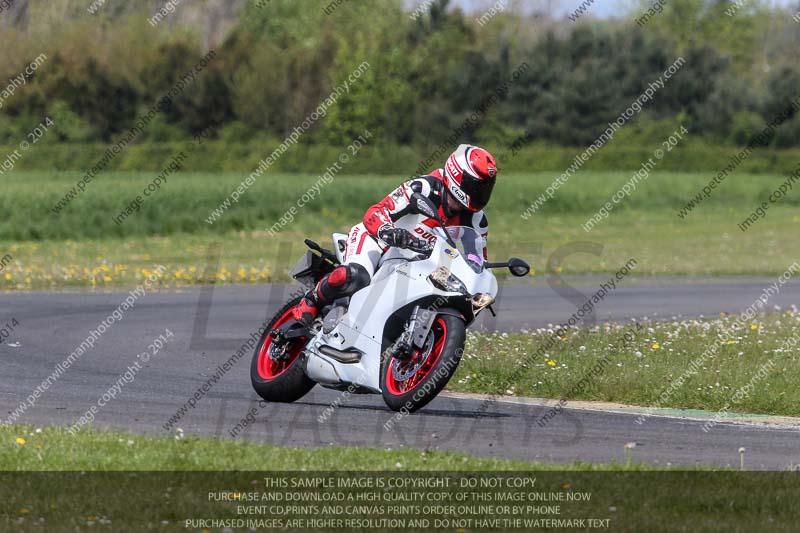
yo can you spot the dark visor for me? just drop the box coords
[461,172,495,209]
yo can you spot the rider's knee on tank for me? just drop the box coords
[344,263,370,293]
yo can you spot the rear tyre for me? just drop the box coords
[250,295,316,403]
[381,314,465,413]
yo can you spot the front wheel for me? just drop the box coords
[381,314,465,412]
[250,295,316,403]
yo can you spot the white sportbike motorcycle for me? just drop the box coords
[250,194,530,412]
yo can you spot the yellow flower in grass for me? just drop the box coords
[546,359,556,367]
[651,343,660,350]
[15,437,26,445]
[4,273,11,280]
[750,324,758,331]
[19,508,29,514]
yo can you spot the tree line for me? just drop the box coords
[0,0,798,149]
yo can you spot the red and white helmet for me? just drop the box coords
[443,144,497,212]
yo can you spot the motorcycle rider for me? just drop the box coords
[292,144,498,325]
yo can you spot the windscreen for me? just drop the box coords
[444,226,486,273]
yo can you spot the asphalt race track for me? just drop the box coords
[2,278,799,470]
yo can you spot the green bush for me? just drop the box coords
[5,141,800,175]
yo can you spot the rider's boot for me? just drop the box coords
[291,292,319,326]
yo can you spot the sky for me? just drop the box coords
[406,0,799,19]
[404,0,631,19]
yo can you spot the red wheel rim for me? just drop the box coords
[385,317,447,396]
[257,309,307,380]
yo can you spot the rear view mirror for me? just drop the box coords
[508,257,530,277]
[409,192,440,221]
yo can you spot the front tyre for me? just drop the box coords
[381,314,465,413]
[250,295,316,403]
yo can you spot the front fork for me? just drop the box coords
[387,305,439,360]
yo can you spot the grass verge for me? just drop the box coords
[1,206,798,289]
[456,311,800,416]
[0,425,648,471]
[4,426,800,532]
[1,171,799,288]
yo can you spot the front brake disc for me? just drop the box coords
[392,332,434,382]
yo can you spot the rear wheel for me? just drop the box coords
[250,295,316,403]
[380,314,465,412]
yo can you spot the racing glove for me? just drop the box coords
[378,226,412,248]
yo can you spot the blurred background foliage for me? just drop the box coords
[0,0,799,171]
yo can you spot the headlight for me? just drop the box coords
[428,267,468,295]
[472,293,495,313]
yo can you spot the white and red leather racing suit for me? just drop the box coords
[345,169,489,277]
[292,170,490,323]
